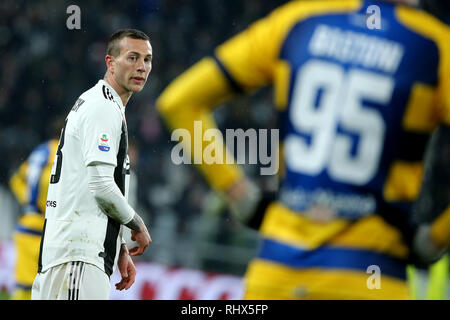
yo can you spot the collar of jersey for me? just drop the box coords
[98,79,125,110]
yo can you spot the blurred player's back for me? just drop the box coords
[158,0,450,299]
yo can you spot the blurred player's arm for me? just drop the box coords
[156,3,298,224]
[430,66,450,249]
[157,57,243,191]
[9,141,57,214]
[427,29,450,251]
[425,50,450,251]
[427,125,450,250]
[9,161,29,206]
[413,64,450,261]
[157,57,270,225]
[430,206,450,248]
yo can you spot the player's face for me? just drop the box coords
[114,37,153,93]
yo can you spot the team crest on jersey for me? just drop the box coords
[98,133,110,152]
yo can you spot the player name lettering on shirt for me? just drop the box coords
[309,24,404,74]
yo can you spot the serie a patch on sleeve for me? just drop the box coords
[98,133,111,152]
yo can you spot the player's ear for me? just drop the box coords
[105,55,115,72]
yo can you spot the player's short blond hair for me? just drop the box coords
[106,29,150,57]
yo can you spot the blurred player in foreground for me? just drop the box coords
[407,125,450,299]
[9,137,58,300]
[31,29,152,300]
[157,0,450,299]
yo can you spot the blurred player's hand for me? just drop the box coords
[411,224,447,267]
[115,245,136,290]
[226,178,261,223]
[129,224,151,256]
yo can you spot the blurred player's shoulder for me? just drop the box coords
[275,0,360,14]
[395,4,450,46]
[72,80,123,120]
[394,1,450,124]
[215,0,362,90]
[270,0,450,33]
[235,0,362,41]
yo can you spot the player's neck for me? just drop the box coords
[104,73,132,107]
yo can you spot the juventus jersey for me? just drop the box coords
[38,80,130,277]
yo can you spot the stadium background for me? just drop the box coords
[0,0,449,299]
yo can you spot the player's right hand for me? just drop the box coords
[129,226,151,256]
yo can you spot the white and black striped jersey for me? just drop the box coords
[38,79,130,277]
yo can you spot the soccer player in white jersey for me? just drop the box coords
[31,29,152,300]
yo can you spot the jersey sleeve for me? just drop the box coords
[79,99,123,167]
